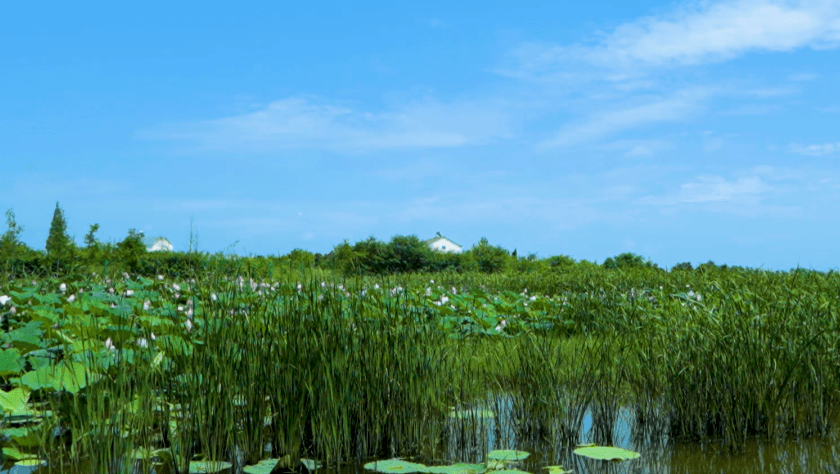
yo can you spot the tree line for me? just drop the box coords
[0,203,760,283]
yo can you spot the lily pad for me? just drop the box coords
[189,460,233,473]
[15,458,47,467]
[421,463,486,474]
[487,450,530,462]
[2,447,40,461]
[543,466,573,474]
[573,445,640,462]
[364,458,427,473]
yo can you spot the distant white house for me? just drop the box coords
[424,232,462,253]
[142,236,174,252]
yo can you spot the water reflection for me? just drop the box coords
[441,394,840,474]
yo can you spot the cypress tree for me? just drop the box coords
[45,202,75,273]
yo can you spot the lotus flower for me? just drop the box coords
[104,338,116,351]
[0,295,10,306]
[59,283,67,293]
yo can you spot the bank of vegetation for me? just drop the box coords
[0,205,838,473]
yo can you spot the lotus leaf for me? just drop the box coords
[573,445,640,462]
[487,450,530,461]
[421,463,486,474]
[15,458,46,467]
[543,466,573,474]
[364,458,428,473]
[20,360,91,393]
[2,446,40,461]
[0,349,24,376]
[189,460,233,473]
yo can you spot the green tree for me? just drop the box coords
[467,237,511,273]
[387,235,432,273]
[117,229,147,274]
[0,209,29,280]
[45,202,76,274]
[83,223,101,248]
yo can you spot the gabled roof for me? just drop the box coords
[424,232,462,248]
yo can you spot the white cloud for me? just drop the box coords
[789,141,840,155]
[636,176,775,205]
[788,73,819,81]
[145,96,515,153]
[499,0,840,78]
[536,88,710,149]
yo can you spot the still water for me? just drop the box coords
[8,396,840,474]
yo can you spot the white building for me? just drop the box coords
[142,236,174,252]
[424,232,462,253]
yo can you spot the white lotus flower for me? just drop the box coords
[157,275,164,281]
[124,290,134,297]
[108,287,115,294]
[151,333,156,340]
[59,283,67,293]
[185,319,193,332]
[211,293,217,301]
[501,319,507,327]
[185,307,194,318]
[296,283,302,291]
[440,296,449,305]
[495,325,502,331]
[136,338,148,348]
[374,284,380,290]
[0,295,10,306]
[172,283,180,292]
[143,300,151,310]
[425,287,432,297]
[430,280,434,284]
[9,306,16,315]
[68,294,76,303]
[104,338,116,351]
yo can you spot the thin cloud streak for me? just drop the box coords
[144,96,516,153]
[789,141,840,155]
[536,88,711,149]
[498,0,840,79]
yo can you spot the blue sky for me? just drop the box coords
[3,0,840,272]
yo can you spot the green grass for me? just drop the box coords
[0,265,838,472]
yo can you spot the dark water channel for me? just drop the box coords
[9,395,840,474]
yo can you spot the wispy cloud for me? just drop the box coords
[636,176,776,206]
[498,0,840,79]
[789,141,840,155]
[143,96,516,153]
[536,87,711,149]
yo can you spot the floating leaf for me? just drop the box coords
[189,460,232,473]
[421,463,486,474]
[573,445,640,462]
[543,466,573,474]
[364,458,427,473]
[487,450,530,462]
[2,446,40,461]
[15,458,47,467]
